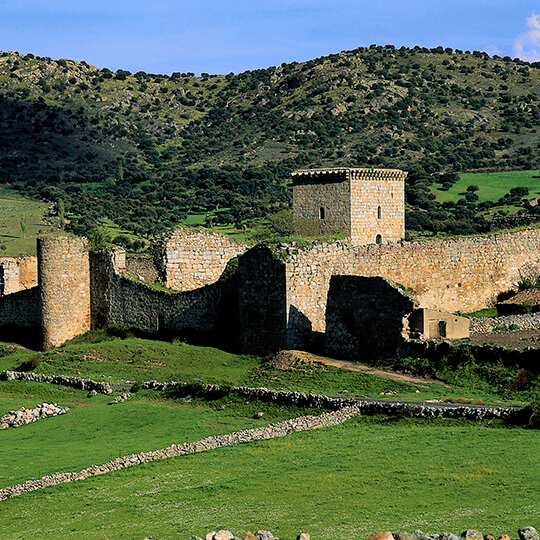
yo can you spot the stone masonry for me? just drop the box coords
[0,256,37,296]
[152,228,247,291]
[292,168,406,245]
[38,235,91,349]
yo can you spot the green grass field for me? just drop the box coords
[0,186,53,256]
[0,415,538,539]
[0,335,539,539]
[0,335,531,406]
[432,170,540,204]
[0,381,317,490]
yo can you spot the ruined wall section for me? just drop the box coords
[283,229,540,349]
[292,170,351,236]
[0,256,38,296]
[0,287,40,328]
[238,246,288,354]
[125,255,159,283]
[92,247,239,346]
[325,276,417,362]
[153,229,247,291]
[349,169,406,245]
[0,260,19,296]
[38,236,91,349]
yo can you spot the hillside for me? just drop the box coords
[2,45,540,240]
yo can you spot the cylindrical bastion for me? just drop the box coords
[38,235,91,349]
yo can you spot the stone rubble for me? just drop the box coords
[187,528,537,540]
[469,313,540,333]
[0,403,69,429]
[109,392,131,404]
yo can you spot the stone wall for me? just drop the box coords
[0,256,37,296]
[125,255,159,283]
[470,313,540,333]
[325,276,416,362]
[0,287,40,329]
[0,405,362,501]
[279,229,540,349]
[91,248,239,346]
[238,246,288,354]
[0,403,69,429]
[152,229,247,291]
[38,236,91,349]
[0,259,19,296]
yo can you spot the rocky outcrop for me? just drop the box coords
[0,403,69,429]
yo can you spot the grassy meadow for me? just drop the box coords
[0,334,533,405]
[0,334,539,538]
[0,415,538,539]
[0,186,53,256]
[432,170,540,205]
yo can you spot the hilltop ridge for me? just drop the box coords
[1,45,540,238]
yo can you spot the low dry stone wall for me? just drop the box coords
[0,405,360,501]
[0,372,520,421]
[141,381,518,420]
[0,371,112,394]
[0,403,69,429]
[470,313,540,333]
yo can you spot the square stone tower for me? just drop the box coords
[292,167,407,245]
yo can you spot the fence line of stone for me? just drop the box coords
[0,371,519,420]
[470,313,540,333]
[0,371,113,394]
[141,381,518,421]
[0,405,361,502]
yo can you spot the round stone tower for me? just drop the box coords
[38,235,91,349]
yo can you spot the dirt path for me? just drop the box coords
[266,350,448,387]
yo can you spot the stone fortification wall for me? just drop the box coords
[125,255,159,283]
[281,229,540,349]
[38,236,91,349]
[0,287,40,329]
[238,246,288,354]
[349,168,406,245]
[16,256,38,289]
[91,248,239,345]
[153,229,247,291]
[325,276,416,362]
[0,259,19,296]
[0,256,37,296]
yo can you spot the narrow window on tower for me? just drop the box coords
[376,234,382,244]
[377,206,382,219]
[319,207,325,220]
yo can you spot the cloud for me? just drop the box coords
[483,44,502,58]
[514,12,540,62]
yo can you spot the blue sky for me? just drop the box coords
[1,1,540,75]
